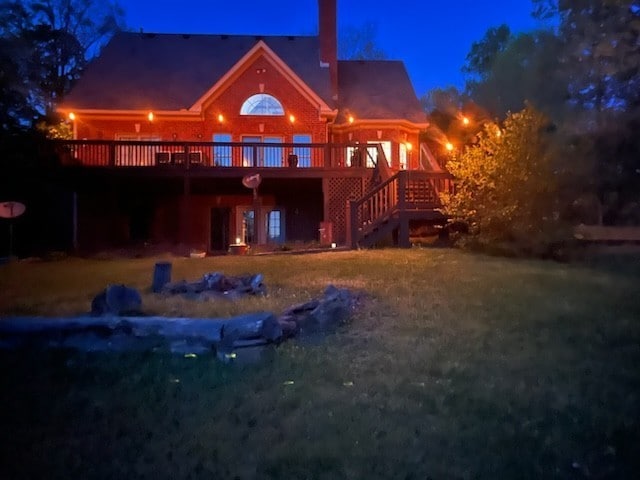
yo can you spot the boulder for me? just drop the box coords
[91,285,142,316]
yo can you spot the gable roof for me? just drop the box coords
[337,60,427,124]
[62,32,334,111]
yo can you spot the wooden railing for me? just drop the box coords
[52,140,395,169]
[346,170,453,248]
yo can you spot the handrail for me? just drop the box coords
[346,170,453,248]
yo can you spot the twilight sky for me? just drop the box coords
[120,0,541,98]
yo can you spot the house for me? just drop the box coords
[57,0,450,252]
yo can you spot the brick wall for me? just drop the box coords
[74,55,329,144]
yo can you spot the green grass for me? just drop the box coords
[1,249,639,479]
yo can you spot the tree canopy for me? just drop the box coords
[0,0,124,128]
[338,22,387,60]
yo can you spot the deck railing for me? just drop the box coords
[53,140,395,169]
[346,170,454,248]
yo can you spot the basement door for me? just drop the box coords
[210,207,231,251]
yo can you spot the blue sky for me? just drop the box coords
[120,0,540,97]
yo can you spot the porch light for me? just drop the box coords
[405,142,413,151]
[445,142,454,152]
[235,236,242,244]
[289,114,296,124]
[462,116,470,126]
[331,242,337,249]
[348,115,354,124]
[217,114,224,123]
[68,112,76,121]
[147,111,154,122]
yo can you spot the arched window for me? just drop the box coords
[240,94,284,116]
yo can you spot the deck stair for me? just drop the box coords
[346,170,453,248]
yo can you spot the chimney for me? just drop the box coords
[318,0,338,101]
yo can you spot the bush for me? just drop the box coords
[442,105,571,256]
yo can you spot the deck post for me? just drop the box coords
[180,175,191,249]
[397,171,410,248]
[108,142,116,167]
[324,144,332,167]
[346,199,358,249]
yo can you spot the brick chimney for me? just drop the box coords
[318,0,338,101]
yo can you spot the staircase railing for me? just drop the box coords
[346,170,454,248]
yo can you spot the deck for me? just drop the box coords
[50,140,453,249]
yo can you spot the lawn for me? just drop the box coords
[0,249,639,479]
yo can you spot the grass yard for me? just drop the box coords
[0,249,639,479]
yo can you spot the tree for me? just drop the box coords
[338,21,387,60]
[0,36,36,130]
[442,105,569,254]
[462,24,512,82]
[533,0,640,122]
[530,0,640,224]
[464,27,566,120]
[0,0,124,122]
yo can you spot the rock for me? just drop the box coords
[91,285,142,316]
[277,318,299,338]
[298,285,352,333]
[160,272,266,298]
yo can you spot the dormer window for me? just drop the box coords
[240,94,284,116]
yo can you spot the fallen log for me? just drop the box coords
[0,284,354,362]
[0,312,280,354]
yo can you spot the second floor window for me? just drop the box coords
[240,94,284,116]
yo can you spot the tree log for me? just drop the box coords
[0,312,280,353]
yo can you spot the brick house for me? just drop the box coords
[57,0,449,252]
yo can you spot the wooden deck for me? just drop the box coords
[51,140,453,249]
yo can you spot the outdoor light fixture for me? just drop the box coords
[462,116,470,126]
[289,114,296,123]
[68,112,76,121]
[331,242,337,249]
[348,115,354,124]
[235,236,241,244]
[445,142,454,152]
[217,114,224,123]
[147,111,154,122]
[406,142,413,151]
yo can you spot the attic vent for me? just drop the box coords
[182,34,191,39]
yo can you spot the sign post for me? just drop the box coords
[0,201,26,258]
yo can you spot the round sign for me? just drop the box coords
[242,174,261,190]
[0,201,26,219]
